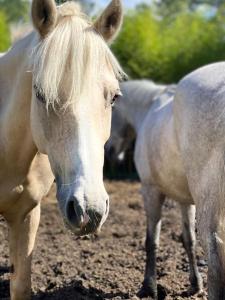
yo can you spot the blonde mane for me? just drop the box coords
[31,2,124,110]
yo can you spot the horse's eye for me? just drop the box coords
[111,91,122,107]
[33,84,46,104]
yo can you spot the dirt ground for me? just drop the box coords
[0,181,208,300]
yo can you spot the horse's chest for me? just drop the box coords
[137,105,193,204]
[151,160,193,203]
[152,121,192,203]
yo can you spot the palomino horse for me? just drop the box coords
[106,81,203,297]
[135,62,225,300]
[0,0,124,299]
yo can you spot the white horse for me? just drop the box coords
[135,62,225,300]
[106,80,175,161]
[106,81,203,298]
[134,91,202,299]
[0,0,124,299]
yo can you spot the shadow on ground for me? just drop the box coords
[33,280,130,300]
[0,265,10,299]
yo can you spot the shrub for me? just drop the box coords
[0,10,10,52]
[112,6,225,83]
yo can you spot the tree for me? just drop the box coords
[112,6,225,83]
[191,0,223,7]
[0,0,29,23]
[151,0,225,19]
[151,0,189,18]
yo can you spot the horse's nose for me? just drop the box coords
[65,197,109,235]
[65,197,89,229]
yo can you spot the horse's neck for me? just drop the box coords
[128,105,151,133]
[0,33,37,181]
[124,84,166,133]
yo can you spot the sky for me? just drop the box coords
[86,0,150,16]
[98,0,149,9]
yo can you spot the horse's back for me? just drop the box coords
[120,80,166,107]
[178,62,225,95]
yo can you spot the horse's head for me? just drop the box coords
[106,108,136,163]
[106,87,135,163]
[30,0,124,236]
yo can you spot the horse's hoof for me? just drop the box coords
[137,285,157,299]
[190,278,203,295]
[181,286,203,297]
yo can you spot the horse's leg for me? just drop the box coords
[7,203,40,300]
[207,231,225,300]
[5,154,53,300]
[138,184,165,299]
[180,203,202,295]
[199,209,225,299]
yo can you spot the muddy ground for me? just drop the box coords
[0,181,208,299]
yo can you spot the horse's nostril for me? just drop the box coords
[64,198,105,235]
[86,210,102,230]
[66,198,84,228]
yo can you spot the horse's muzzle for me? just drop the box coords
[64,196,109,236]
[55,177,109,236]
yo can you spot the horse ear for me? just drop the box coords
[32,0,57,38]
[94,0,123,44]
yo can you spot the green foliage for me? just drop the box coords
[152,0,190,19]
[152,0,224,19]
[112,6,225,83]
[0,10,10,52]
[0,0,29,23]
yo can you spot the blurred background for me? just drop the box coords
[1,0,225,178]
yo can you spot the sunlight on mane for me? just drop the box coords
[31,2,124,110]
